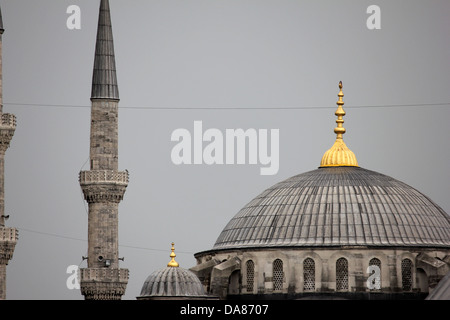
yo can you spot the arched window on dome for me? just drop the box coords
[246,260,255,293]
[273,259,284,291]
[336,257,348,291]
[303,258,315,292]
[369,258,381,290]
[401,258,413,291]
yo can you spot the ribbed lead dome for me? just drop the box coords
[139,267,206,298]
[139,243,206,298]
[214,167,450,250]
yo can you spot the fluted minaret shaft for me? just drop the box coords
[79,0,128,300]
[0,5,18,300]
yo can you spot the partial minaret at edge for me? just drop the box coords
[0,4,18,300]
[79,0,129,300]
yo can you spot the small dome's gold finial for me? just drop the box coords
[167,242,179,267]
[320,81,359,167]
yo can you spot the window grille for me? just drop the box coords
[369,258,381,290]
[303,258,315,291]
[273,259,284,291]
[336,258,348,291]
[401,258,413,291]
[246,260,255,293]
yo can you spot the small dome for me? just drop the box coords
[138,243,206,299]
[139,267,206,298]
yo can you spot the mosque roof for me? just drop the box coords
[212,82,450,251]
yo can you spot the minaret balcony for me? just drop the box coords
[79,170,129,203]
[79,267,129,300]
[0,227,18,264]
[0,114,16,153]
[79,170,128,186]
[0,113,16,129]
[79,267,129,283]
[0,227,18,242]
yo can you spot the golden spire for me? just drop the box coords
[167,242,179,267]
[320,81,359,167]
[334,81,346,139]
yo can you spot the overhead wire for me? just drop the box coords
[16,227,195,255]
[3,101,450,110]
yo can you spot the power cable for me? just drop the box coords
[16,227,195,254]
[4,101,450,110]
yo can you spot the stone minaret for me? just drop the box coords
[0,5,17,300]
[79,0,129,300]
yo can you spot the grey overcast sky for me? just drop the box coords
[2,0,450,299]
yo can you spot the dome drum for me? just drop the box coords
[193,246,449,300]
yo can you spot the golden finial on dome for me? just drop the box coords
[167,242,179,267]
[334,81,346,139]
[320,81,359,167]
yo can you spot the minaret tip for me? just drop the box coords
[91,0,119,100]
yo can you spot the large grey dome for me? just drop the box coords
[214,167,450,250]
[139,267,206,298]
